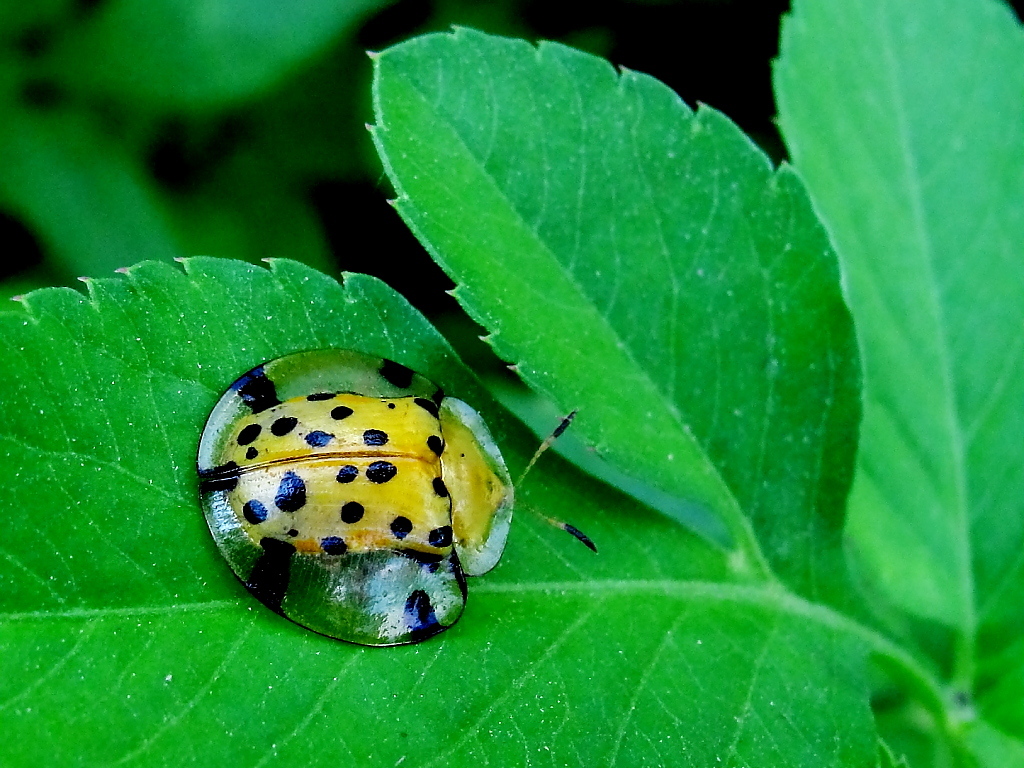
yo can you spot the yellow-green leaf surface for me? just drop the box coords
[776,0,1024,759]
[0,259,886,766]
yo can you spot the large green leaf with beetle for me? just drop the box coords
[0,258,886,766]
[6,16,996,765]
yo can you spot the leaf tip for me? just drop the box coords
[76,276,91,284]
[366,49,380,61]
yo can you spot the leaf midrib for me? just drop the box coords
[877,8,975,677]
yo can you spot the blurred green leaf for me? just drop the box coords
[775,0,1024,693]
[0,101,180,278]
[243,45,370,180]
[873,698,954,768]
[876,740,908,768]
[370,28,861,609]
[962,720,1024,768]
[977,634,1024,738]
[0,0,74,40]
[0,259,884,766]
[51,0,391,112]
[166,151,333,271]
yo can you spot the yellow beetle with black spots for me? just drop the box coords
[198,349,513,646]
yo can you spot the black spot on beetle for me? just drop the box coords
[390,516,413,539]
[275,471,306,512]
[428,525,453,548]
[387,402,396,409]
[336,465,358,483]
[341,501,364,524]
[363,429,388,446]
[432,477,449,498]
[366,461,397,484]
[305,430,333,447]
[380,359,414,389]
[271,416,298,436]
[287,528,299,537]
[233,367,280,414]
[236,423,262,445]
[331,405,354,420]
[414,397,439,419]
[243,499,268,524]
[400,549,445,566]
[246,537,295,613]
[306,392,336,401]
[245,447,258,460]
[405,589,443,642]
[427,435,444,455]
[321,536,347,555]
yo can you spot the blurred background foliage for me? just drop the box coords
[0,0,795,320]
[5,0,1020,334]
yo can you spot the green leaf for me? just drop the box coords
[0,101,180,279]
[165,152,334,273]
[370,28,861,606]
[977,635,1024,739]
[877,739,909,768]
[774,0,1024,681]
[51,0,389,111]
[0,259,881,766]
[0,268,56,304]
[244,43,371,180]
[0,0,73,39]
[962,721,1024,768]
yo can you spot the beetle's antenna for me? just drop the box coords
[516,409,577,486]
[542,516,598,552]
[517,409,597,553]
